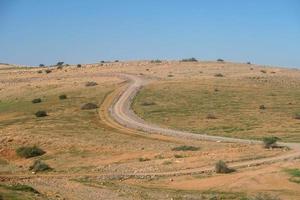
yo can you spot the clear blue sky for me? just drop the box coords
[0,0,299,67]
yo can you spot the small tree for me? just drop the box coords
[263,136,279,148]
[56,61,64,66]
[217,58,224,62]
[39,64,45,67]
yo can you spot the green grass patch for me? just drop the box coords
[285,168,300,184]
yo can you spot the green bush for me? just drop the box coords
[215,160,235,173]
[29,160,52,172]
[32,98,42,104]
[172,145,199,151]
[35,110,47,117]
[262,136,279,148]
[59,94,67,100]
[16,146,45,158]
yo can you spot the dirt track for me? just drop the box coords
[108,73,300,173]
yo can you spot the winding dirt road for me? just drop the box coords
[106,73,300,173]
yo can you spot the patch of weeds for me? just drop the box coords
[259,105,266,110]
[249,193,281,200]
[215,160,235,174]
[154,154,164,159]
[206,113,217,119]
[150,60,162,63]
[29,160,52,172]
[16,146,45,158]
[141,101,156,106]
[260,70,267,74]
[172,145,199,151]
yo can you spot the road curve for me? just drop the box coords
[109,73,300,168]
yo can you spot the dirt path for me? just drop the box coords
[108,73,300,171]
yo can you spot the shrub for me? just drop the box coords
[115,60,119,62]
[259,105,266,110]
[141,101,156,106]
[260,70,267,73]
[81,103,98,110]
[39,64,45,67]
[247,62,251,65]
[172,145,199,151]
[294,113,300,120]
[32,98,42,104]
[181,58,198,62]
[77,64,82,68]
[37,70,43,74]
[138,158,150,162]
[59,94,67,100]
[45,69,52,74]
[29,160,52,172]
[16,146,45,158]
[263,136,279,148]
[35,110,47,117]
[214,73,224,77]
[206,113,217,119]
[215,160,234,173]
[217,58,224,62]
[174,154,185,158]
[150,60,162,63]
[85,81,98,87]
[168,74,174,77]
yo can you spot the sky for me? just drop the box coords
[0,0,299,67]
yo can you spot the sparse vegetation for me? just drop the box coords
[81,103,98,110]
[250,193,281,200]
[0,184,39,194]
[85,81,98,87]
[16,146,45,158]
[263,136,279,148]
[39,64,45,67]
[37,70,43,73]
[247,62,251,65]
[172,145,199,151]
[215,160,235,173]
[217,58,224,62]
[181,58,198,62]
[59,94,67,100]
[150,60,162,63]
[32,98,42,104]
[35,110,47,117]
[29,160,52,172]
[77,64,82,68]
[285,168,300,184]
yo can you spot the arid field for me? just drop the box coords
[0,61,300,200]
